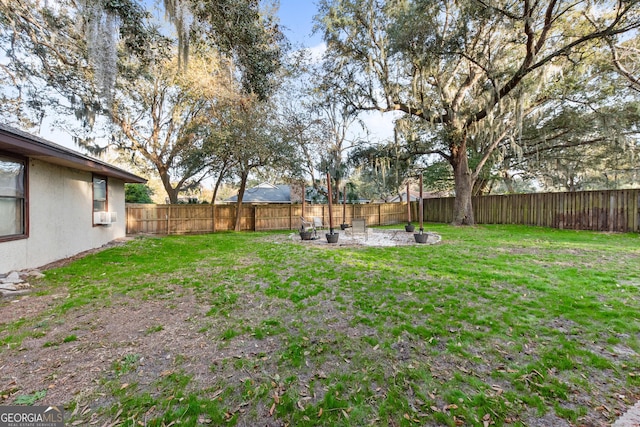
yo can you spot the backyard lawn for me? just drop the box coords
[1,224,639,426]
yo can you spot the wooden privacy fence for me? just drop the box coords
[424,189,640,232]
[126,202,415,235]
[127,189,640,235]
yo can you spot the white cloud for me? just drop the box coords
[306,42,327,63]
[358,110,402,142]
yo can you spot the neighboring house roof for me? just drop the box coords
[227,183,370,204]
[388,192,421,203]
[0,123,146,183]
[227,183,293,203]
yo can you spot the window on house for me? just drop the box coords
[0,155,27,239]
[93,175,107,214]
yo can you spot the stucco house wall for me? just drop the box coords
[1,160,126,272]
[0,125,145,274]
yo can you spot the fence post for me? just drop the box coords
[167,204,171,235]
[609,193,615,232]
[253,205,257,231]
[636,191,640,232]
[635,191,640,232]
[211,204,215,233]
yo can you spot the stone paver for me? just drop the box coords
[614,401,640,427]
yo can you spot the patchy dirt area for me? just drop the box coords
[4,281,633,427]
[1,289,201,404]
[0,286,285,423]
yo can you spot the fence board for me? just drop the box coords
[256,205,293,231]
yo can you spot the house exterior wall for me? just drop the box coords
[0,159,126,273]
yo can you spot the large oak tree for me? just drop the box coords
[317,0,640,224]
[110,49,236,203]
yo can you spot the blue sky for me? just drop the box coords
[275,0,396,141]
[277,0,323,48]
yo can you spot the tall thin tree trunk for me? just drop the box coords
[234,171,249,231]
[503,171,515,194]
[334,176,341,207]
[210,164,229,204]
[473,177,491,196]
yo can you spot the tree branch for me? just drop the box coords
[607,39,640,91]
[468,3,640,126]
[471,128,509,181]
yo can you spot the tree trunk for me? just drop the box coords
[210,164,229,204]
[503,171,516,194]
[158,166,179,204]
[449,131,475,226]
[472,177,491,196]
[234,171,249,231]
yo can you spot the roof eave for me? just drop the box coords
[0,125,146,183]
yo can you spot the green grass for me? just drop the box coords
[14,390,47,405]
[1,225,639,426]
